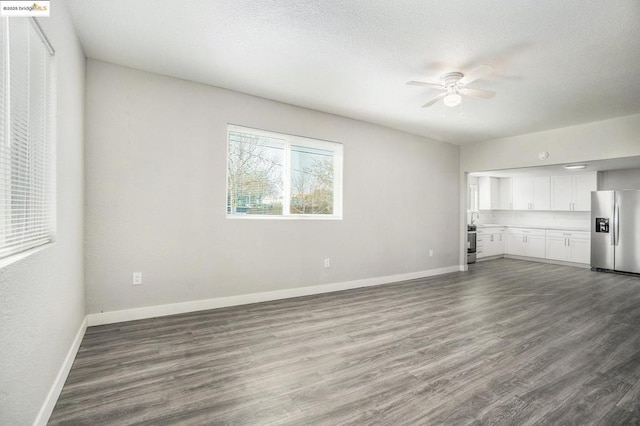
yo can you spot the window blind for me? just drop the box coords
[0,17,55,260]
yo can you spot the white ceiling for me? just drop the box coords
[65,0,640,145]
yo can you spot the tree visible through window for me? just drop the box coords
[290,145,334,215]
[227,125,342,218]
[227,131,284,215]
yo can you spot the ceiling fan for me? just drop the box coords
[407,64,496,108]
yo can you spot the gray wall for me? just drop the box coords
[0,2,86,424]
[599,168,640,190]
[460,113,640,173]
[85,60,460,314]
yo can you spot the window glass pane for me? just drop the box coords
[0,18,54,259]
[227,131,284,215]
[226,125,342,219]
[290,144,334,215]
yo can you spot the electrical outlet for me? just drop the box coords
[133,272,142,285]
[324,258,330,268]
[429,249,434,257]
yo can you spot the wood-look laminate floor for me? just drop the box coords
[50,259,640,425]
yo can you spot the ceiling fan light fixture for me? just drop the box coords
[443,93,462,107]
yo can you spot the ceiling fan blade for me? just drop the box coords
[460,87,496,99]
[459,64,494,85]
[422,93,446,108]
[407,80,443,89]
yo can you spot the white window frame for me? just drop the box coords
[226,124,343,220]
[0,17,56,266]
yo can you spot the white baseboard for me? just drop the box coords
[503,255,590,268]
[87,265,462,326]
[34,316,87,426]
[476,254,504,262]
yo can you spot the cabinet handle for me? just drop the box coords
[490,235,494,242]
[568,239,570,247]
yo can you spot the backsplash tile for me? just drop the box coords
[474,210,590,229]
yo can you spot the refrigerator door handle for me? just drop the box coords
[611,203,620,246]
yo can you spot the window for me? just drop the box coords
[0,18,55,260]
[227,125,342,219]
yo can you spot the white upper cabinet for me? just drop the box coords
[550,175,572,211]
[573,173,597,211]
[513,177,550,210]
[550,173,597,211]
[478,177,500,210]
[533,177,551,210]
[513,178,532,210]
[474,172,594,212]
[498,178,513,210]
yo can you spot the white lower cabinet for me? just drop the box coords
[546,235,568,260]
[505,233,526,256]
[477,227,505,259]
[479,226,590,265]
[569,239,590,264]
[545,231,590,264]
[505,228,546,259]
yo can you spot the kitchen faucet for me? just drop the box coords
[471,211,479,225]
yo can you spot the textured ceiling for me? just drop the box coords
[65,0,640,144]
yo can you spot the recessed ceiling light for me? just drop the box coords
[564,164,587,170]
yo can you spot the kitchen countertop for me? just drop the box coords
[474,224,590,232]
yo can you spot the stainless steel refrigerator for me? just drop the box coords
[591,190,640,274]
